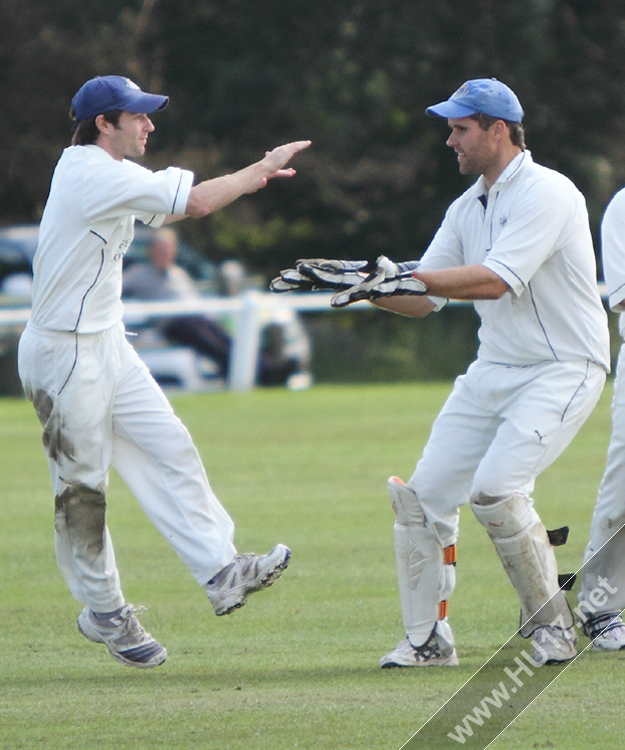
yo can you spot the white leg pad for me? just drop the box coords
[389,477,456,648]
[433,617,456,655]
[471,494,573,637]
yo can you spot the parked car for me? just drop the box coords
[0,223,311,393]
[0,225,39,297]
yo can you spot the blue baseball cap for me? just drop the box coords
[71,75,169,123]
[426,78,524,123]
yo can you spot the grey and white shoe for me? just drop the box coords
[77,605,167,669]
[379,633,459,668]
[206,543,291,616]
[531,625,577,665]
[582,612,625,651]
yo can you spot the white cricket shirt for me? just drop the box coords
[420,151,610,371]
[600,187,625,337]
[30,145,193,333]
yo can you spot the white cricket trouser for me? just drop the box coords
[18,322,236,612]
[581,341,625,613]
[408,358,606,548]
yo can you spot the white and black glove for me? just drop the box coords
[270,258,370,293]
[330,255,427,308]
[270,265,320,292]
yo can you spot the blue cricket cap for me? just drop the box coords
[71,75,169,123]
[426,78,524,123]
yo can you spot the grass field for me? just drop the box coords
[0,382,623,749]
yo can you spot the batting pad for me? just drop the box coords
[388,477,456,648]
[471,493,573,637]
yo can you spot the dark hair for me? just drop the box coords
[70,108,123,146]
[470,112,526,149]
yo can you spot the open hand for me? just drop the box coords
[261,140,311,184]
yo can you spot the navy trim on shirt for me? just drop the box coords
[528,282,559,361]
[71,231,107,332]
[172,172,184,214]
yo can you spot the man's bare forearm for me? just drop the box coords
[415,264,508,300]
[371,295,437,318]
[370,264,508,318]
[185,167,264,217]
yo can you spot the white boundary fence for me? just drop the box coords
[0,292,370,393]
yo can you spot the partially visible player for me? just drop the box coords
[577,188,625,650]
[274,78,610,667]
[18,75,310,668]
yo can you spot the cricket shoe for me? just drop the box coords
[531,625,577,665]
[379,633,459,668]
[582,612,625,651]
[77,605,167,669]
[206,543,291,616]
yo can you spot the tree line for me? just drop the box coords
[2,0,625,278]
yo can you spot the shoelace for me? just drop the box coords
[115,605,148,635]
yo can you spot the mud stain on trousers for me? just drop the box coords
[31,389,75,464]
[55,484,106,558]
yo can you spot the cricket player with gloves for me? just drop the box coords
[274,79,610,666]
[576,188,625,651]
[18,75,310,668]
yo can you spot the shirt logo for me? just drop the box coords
[499,214,508,227]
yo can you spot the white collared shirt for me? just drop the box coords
[420,151,610,371]
[600,187,625,338]
[30,145,193,333]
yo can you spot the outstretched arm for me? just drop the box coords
[413,264,509,300]
[184,140,311,218]
[372,264,508,318]
[372,295,437,318]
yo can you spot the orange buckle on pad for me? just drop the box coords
[443,544,457,565]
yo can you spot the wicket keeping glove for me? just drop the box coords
[270,265,320,292]
[330,255,428,308]
[270,258,370,293]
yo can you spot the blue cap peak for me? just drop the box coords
[426,78,523,123]
[71,75,169,123]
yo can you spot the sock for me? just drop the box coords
[93,607,124,620]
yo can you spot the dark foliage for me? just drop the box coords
[2,0,625,280]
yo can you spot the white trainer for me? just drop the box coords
[531,625,577,665]
[206,543,291,616]
[77,605,167,668]
[379,634,459,668]
[583,612,625,651]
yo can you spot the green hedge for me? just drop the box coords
[305,303,481,383]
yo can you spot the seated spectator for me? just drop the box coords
[123,228,298,385]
